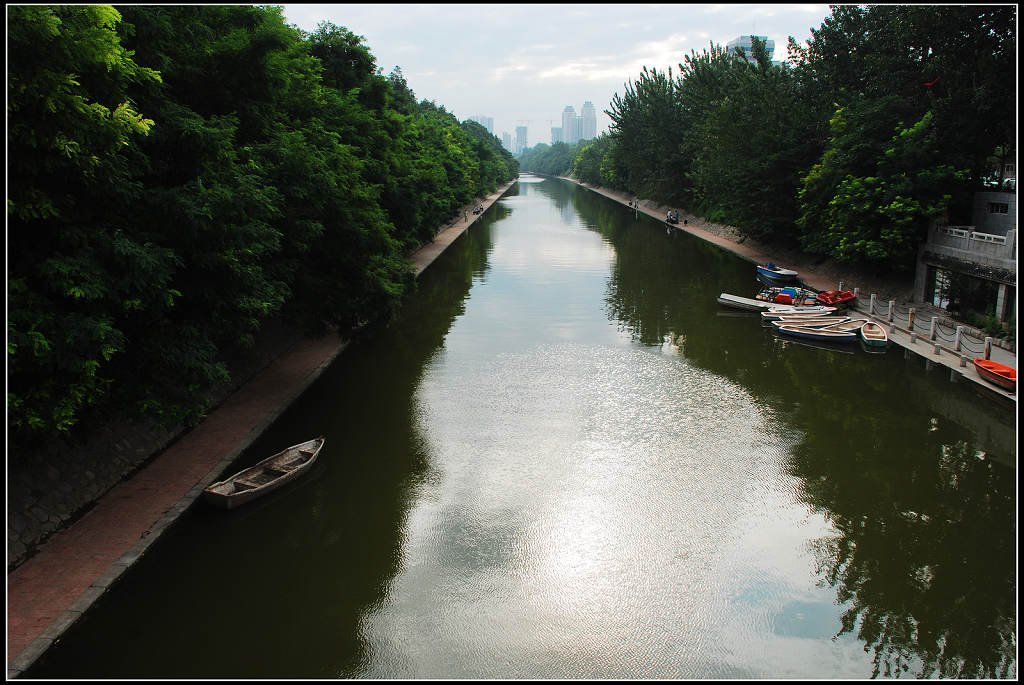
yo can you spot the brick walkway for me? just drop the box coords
[6,181,515,678]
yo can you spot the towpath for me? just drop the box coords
[6,180,515,678]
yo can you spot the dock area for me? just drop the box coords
[850,298,1016,404]
[562,175,1015,406]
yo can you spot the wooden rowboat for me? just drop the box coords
[776,324,858,343]
[817,318,869,333]
[761,305,838,320]
[972,358,1016,392]
[860,322,888,347]
[772,316,850,328]
[203,436,325,509]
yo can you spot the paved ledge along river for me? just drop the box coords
[28,175,1016,679]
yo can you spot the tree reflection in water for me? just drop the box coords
[556,179,1017,680]
[804,435,1016,679]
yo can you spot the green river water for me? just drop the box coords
[27,175,1016,679]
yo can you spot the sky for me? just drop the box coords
[281,4,834,148]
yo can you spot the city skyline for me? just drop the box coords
[281,4,834,146]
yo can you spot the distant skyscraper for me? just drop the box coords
[551,127,563,144]
[580,101,597,141]
[515,125,528,154]
[726,35,775,63]
[561,105,578,144]
[469,115,494,134]
[502,132,512,150]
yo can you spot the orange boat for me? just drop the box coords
[972,358,1016,392]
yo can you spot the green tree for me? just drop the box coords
[607,66,688,202]
[7,5,163,434]
[797,103,967,268]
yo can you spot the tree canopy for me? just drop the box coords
[561,5,1015,267]
[7,5,517,446]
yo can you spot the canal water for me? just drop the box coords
[28,175,1016,679]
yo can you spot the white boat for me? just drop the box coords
[761,305,838,320]
[860,322,889,347]
[817,318,868,333]
[717,293,773,312]
[771,316,850,328]
[776,324,859,343]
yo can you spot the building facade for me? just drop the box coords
[726,35,776,63]
[561,106,578,144]
[515,125,528,155]
[914,191,1017,322]
[469,115,494,134]
[580,101,597,141]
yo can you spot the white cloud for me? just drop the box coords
[282,4,834,145]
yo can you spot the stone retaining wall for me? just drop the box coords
[7,320,302,571]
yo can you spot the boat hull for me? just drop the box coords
[776,325,858,343]
[718,293,772,311]
[761,306,837,320]
[815,289,857,307]
[859,322,888,347]
[772,317,849,328]
[203,437,325,509]
[973,359,1016,392]
[756,264,799,282]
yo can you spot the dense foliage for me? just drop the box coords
[7,5,517,445]
[557,6,1015,269]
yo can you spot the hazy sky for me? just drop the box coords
[281,4,833,147]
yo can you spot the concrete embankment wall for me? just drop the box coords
[6,321,303,571]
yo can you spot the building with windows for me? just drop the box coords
[469,115,494,134]
[515,126,528,155]
[501,131,512,151]
[726,35,776,63]
[561,106,578,144]
[551,127,563,144]
[580,101,597,141]
[914,189,1016,322]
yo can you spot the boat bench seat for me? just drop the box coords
[264,466,289,476]
[234,478,260,490]
[298,449,315,457]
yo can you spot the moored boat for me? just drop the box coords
[756,263,799,283]
[760,305,838,320]
[775,324,859,343]
[814,289,857,307]
[771,316,850,328]
[203,436,325,509]
[755,285,818,306]
[718,293,774,311]
[860,322,888,347]
[972,358,1016,392]
[817,318,869,333]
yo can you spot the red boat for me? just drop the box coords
[973,358,1016,392]
[815,289,857,307]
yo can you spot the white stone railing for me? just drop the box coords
[927,225,1015,268]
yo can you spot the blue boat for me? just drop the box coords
[756,263,799,283]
